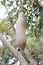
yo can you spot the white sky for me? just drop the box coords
[0,4,16,46]
[0,5,7,20]
[0,40,3,46]
[0,5,7,46]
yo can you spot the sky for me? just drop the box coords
[0,5,7,20]
[0,5,7,46]
[0,5,16,46]
[0,40,3,46]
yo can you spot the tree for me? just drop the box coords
[0,0,43,65]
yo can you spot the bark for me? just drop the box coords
[0,34,28,65]
[24,48,37,65]
[18,48,37,65]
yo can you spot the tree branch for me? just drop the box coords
[0,34,28,65]
[24,48,37,65]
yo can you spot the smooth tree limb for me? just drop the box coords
[24,48,37,65]
[18,48,37,65]
[0,34,28,65]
